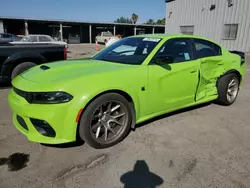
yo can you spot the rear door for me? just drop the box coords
[194,39,225,101]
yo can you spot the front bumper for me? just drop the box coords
[8,88,79,144]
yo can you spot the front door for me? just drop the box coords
[147,38,200,114]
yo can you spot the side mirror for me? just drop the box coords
[155,55,174,65]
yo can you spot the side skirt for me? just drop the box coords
[136,95,218,125]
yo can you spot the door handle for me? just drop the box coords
[217,63,223,66]
[190,70,197,73]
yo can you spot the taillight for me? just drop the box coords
[64,48,67,60]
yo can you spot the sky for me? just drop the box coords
[0,0,166,24]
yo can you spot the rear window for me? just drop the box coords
[103,32,113,37]
[194,39,222,58]
[30,36,38,42]
[39,36,51,42]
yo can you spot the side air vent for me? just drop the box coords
[40,65,51,70]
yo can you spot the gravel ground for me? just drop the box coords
[67,44,105,59]
[0,46,250,188]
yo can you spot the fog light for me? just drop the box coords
[16,115,28,130]
[30,118,56,137]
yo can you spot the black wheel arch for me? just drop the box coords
[1,52,46,78]
[222,69,241,82]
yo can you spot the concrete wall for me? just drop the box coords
[165,0,250,52]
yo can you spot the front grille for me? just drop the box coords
[13,88,33,103]
[30,118,56,138]
[16,115,28,130]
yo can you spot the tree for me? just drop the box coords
[114,17,133,24]
[131,13,139,24]
[145,18,165,25]
[145,19,155,25]
[156,18,165,25]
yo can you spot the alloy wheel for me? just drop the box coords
[226,77,239,103]
[90,101,128,143]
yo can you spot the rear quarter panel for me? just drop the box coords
[223,50,245,79]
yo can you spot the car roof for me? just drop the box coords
[26,34,51,37]
[133,34,219,45]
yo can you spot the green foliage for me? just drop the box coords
[114,17,133,24]
[145,18,165,25]
[131,13,139,24]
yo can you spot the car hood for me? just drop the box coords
[20,59,136,84]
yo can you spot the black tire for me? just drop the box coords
[78,93,133,149]
[11,62,36,80]
[216,73,240,106]
[104,39,107,45]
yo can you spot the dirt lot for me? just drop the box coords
[67,44,105,59]
[0,45,250,188]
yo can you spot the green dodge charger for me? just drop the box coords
[8,34,246,149]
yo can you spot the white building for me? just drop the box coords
[165,0,250,52]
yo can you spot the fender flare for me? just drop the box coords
[1,51,46,77]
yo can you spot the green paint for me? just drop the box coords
[8,34,246,144]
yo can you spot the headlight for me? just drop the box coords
[31,91,73,104]
[13,88,73,104]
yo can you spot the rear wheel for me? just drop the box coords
[216,73,240,106]
[78,93,133,149]
[11,62,36,80]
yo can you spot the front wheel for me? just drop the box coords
[78,93,133,149]
[216,73,240,106]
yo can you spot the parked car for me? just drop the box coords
[8,34,246,149]
[11,34,68,48]
[0,42,67,84]
[0,33,22,42]
[95,31,114,44]
[105,36,122,47]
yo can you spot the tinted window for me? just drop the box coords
[194,39,221,58]
[103,32,113,37]
[39,36,51,42]
[93,37,161,65]
[2,34,11,38]
[156,38,193,63]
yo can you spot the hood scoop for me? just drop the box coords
[40,65,51,71]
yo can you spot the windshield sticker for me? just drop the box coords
[142,38,161,42]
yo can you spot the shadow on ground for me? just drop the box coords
[120,160,164,188]
[0,153,30,171]
[41,139,85,149]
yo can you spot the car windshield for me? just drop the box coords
[21,36,30,42]
[93,37,161,65]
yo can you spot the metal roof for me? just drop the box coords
[0,16,165,28]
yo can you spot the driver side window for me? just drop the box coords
[156,38,193,63]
